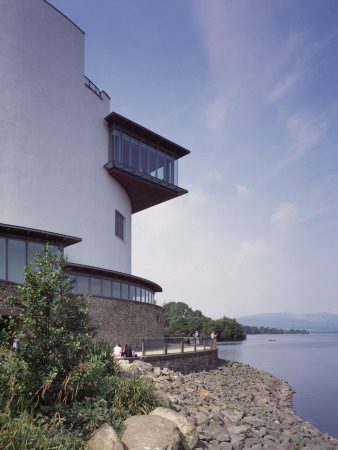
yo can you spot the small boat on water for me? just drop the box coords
[269,339,276,341]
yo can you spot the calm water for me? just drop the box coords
[218,334,338,439]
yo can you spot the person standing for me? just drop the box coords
[195,330,200,345]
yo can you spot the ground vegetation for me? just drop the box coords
[0,247,161,448]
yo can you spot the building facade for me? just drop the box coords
[0,0,189,344]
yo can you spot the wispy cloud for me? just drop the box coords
[280,113,327,166]
[236,184,254,198]
[270,202,297,232]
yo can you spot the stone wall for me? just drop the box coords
[0,280,164,347]
[139,348,219,373]
[89,296,164,347]
[0,280,19,315]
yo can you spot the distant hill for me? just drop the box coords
[236,312,338,333]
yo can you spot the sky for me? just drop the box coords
[49,0,338,319]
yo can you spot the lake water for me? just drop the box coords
[218,333,338,439]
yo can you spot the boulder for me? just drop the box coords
[151,407,198,450]
[86,423,123,450]
[131,360,154,373]
[121,414,181,450]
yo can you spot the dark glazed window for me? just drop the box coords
[102,279,112,297]
[131,137,140,169]
[115,210,125,240]
[0,238,6,280]
[113,129,121,162]
[27,242,44,270]
[121,283,129,300]
[77,276,89,295]
[122,134,130,166]
[8,239,26,283]
[91,277,101,296]
[113,281,120,298]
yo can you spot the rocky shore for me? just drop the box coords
[88,358,338,449]
[151,358,338,449]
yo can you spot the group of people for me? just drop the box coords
[187,330,200,345]
[112,342,137,358]
[187,330,217,345]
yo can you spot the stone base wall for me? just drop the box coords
[0,280,164,347]
[89,296,164,348]
[139,348,219,373]
[0,280,19,315]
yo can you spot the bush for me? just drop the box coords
[0,249,162,445]
[6,246,98,405]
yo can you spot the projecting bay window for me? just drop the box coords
[111,128,178,185]
[115,210,125,241]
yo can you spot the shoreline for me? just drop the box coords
[152,358,338,449]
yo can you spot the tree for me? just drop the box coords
[163,301,246,341]
[7,246,97,399]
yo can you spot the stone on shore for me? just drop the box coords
[121,414,181,450]
[151,407,199,450]
[86,423,123,450]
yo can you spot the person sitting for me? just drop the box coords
[112,342,122,358]
[122,343,132,358]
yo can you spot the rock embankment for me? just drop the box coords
[151,358,338,449]
[88,358,338,449]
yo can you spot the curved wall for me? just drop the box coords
[0,279,164,348]
[0,0,131,274]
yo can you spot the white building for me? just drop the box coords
[0,0,189,342]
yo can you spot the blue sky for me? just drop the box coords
[50,0,338,319]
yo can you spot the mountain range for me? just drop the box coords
[236,312,338,333]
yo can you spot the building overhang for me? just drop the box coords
[67,262,162,293]
[104,161,188,213]
[0,224,82,247]
[105,112,190,159]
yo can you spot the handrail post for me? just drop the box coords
[194,337,197,352]
[180,338,184,353]
[164,339,167,355]
[141,339,145,356]
[204,337,206,350]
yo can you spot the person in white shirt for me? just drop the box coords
[112,342,122,358]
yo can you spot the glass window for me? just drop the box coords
[165,154,173,183]
[121,283,129,300]
[0,238,6,280]
[140,142,148,173]
[113,281,120,298]
[115,210,125,240]
[136,287,141,302]
[141,288,145,302]
[157,151,165,180]
[27,242,44,270]
[131,137,140,169]
[174,158,178,186]
[129,285,136,301]
[69,274,77,292]
[113,129,121,162]
[91,277,101,296]
[102,279,111,297]
[8,239,26,284]
[77,276,89,295]
[122,133,131,166]
[150,292,154,304]
[149,146,157,177]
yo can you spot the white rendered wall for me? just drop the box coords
[0,0,132,273]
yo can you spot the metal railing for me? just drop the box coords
[137,336,217,357]
[84,76,102,98]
